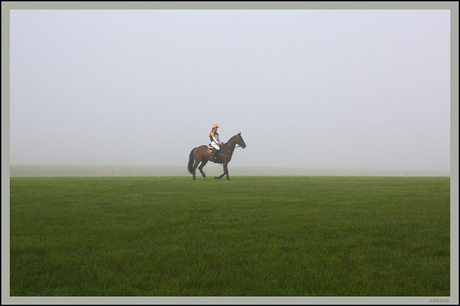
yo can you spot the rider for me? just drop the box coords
[209,124,223,160]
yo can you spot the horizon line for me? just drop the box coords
[9,164,450,177]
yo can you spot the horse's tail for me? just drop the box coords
[187,148,196,174]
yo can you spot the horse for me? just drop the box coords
[188,132,246,180]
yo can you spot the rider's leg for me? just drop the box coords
[211,142,220,160]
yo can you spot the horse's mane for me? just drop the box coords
[227,134,238,143]
[221,134,240,153]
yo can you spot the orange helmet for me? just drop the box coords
[212,124,219,129]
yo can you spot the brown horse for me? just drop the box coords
[188,132,246,180]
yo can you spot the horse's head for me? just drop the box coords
[236,132,246,149]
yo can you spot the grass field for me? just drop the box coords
[9,176,450,296]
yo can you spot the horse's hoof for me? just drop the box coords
[214,176,218,179]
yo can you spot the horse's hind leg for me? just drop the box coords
[192,157,201,180]
[198,159,208,179]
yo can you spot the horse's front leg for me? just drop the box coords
[214,162,229,180]
[198,159,208,179]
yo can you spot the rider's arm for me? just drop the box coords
[213,134,221,144]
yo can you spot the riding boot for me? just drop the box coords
[213,150,219,160]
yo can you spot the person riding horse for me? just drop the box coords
[209,124,223,160]
[189,131,246,180]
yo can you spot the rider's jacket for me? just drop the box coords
[210,131,221,143]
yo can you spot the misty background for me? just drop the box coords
[9,8,451,176]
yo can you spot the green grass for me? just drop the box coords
[10,176,450,296]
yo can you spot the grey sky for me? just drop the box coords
[9,8,451,172]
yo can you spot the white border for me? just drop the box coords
[2,1,458,305]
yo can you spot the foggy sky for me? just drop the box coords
[9,8,451,172]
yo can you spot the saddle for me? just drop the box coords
[207,144,214,154]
